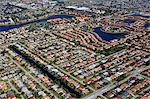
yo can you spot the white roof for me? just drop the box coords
[105,77,112,81]
[116,87,122,92]
[66,6,90,11]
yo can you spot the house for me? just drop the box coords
[106,92,114,98]
[120,83,129,89]
[115,87,122,92]
[8,96,17,99]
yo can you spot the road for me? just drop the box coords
[139,74,150,80]
[82,66,150,99]
[6,54,58,99]
[7,79,20,94]
[133,84,150,99]
[13,42,150,98]
[18,42,96,91]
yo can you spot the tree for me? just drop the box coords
[1,49,7,56]
[145,60,150,66]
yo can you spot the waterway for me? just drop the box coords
[0,15,74,32]
[0,20,10,23]
[10,45,81,98]
[123,19,135,25]
[144,23,150,28]
[132,14,150,28]
[132,14,150,18]
[93,27,125,41]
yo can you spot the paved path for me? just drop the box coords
[7,54,58,99]
[139,74,150,80]
[18,42,95,91]
[7,79,20,94]
[82,66,150,99]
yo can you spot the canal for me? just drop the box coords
[0,15,74,32]
[10,45,82,98]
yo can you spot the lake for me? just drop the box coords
[123,19,135,25]
[93,27,125,41]
[144,23,150,28]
